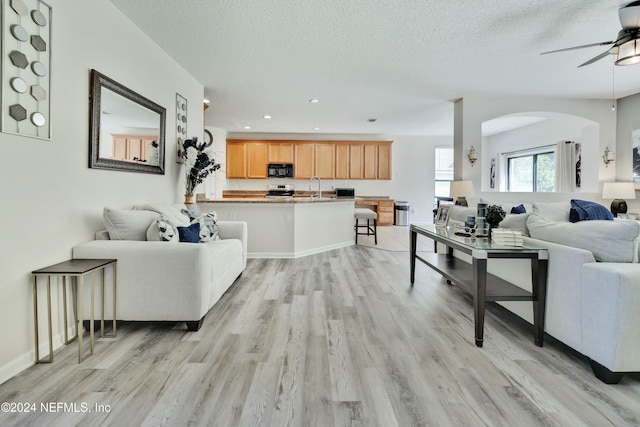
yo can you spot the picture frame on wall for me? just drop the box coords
[1,0,52,140]
[176,93,187,163]
[633,129,640,187]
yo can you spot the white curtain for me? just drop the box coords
[555,141,574,192]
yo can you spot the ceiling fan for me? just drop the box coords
[541,1,640,67]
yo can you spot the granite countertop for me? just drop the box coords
[196,191,390,204]
[197,197,352,204]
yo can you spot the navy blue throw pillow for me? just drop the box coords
[178,223,201,243]
[510,204,526,214]
[569,199,614,222]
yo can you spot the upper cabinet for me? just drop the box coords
[267,142,294,163]
[226,139,392,180]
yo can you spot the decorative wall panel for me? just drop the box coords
[1,0,51,139]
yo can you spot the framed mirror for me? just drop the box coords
[89,69,166,174]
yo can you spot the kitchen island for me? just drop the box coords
[197,197,355,258]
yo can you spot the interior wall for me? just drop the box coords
[454,97,617,205]
[483,117,598,193]
[222,133,452,223]
[0,0,203,385]
[616,92,640,212]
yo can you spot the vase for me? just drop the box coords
[184,194,195,205]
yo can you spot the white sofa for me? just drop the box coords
[72,203,247,331]
[448,200,640,383]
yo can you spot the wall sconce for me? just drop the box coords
[602,146,615,167]
[467,146,478,166]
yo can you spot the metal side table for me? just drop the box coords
[31,258,117,363]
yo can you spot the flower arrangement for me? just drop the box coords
[181,137,221,196]
[485,205,506,227]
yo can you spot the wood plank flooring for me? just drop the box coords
[1,243,640,426]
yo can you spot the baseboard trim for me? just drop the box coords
[0,331,68,386]
[248,241,354,259]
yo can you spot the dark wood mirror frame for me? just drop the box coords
[89,69,166,174]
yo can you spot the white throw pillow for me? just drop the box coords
[531,201,572,222]
[103,207,159,241]
[191,212,220,242]
[133,203,191,227]
[146,216,179,242]
[527,214,640,262]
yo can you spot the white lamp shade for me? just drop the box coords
[449,180,475,197]
[602,182,637,199]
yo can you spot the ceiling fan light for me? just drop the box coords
[615,39,640,65]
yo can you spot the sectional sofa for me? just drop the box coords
[448,200,640,383]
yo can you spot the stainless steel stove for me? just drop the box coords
[265,184,294,199]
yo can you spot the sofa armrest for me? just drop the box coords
[217,221,248,266]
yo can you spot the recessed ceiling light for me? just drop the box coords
[313,127,320,131]
[263,115,272,119]
[244,126,251,129]
[203,98,210,104]
[309,99,319,103]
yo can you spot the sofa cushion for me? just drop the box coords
[147,216,179,242]
[532,201,571,222]
[103,207,159,241]
[527,214,640,262]
[178,223,201,243]
[498,213,530,236]
[133,203,191,227]
[192,212,220,242]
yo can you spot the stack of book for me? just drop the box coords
[491,229,524,247]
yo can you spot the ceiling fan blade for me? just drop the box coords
[541,41,614,55]
[577,50,614,67]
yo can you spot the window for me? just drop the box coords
[435,147,454,197]
[507,150,555,192]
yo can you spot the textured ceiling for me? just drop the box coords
[110,0,637,136]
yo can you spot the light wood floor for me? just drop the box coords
[1,243,640,426]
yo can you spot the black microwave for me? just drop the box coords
[267,163,294,178]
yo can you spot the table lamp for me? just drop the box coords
[602,182,636,217]
[450,180,475,206]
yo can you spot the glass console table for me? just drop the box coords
[409,223,548,348]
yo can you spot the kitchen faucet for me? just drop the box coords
[310,176,321,199]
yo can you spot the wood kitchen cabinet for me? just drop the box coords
[267,142,294,163]
[246,142,268,178]
[335,144,350,179]
[226,142,247,178]
[315,143,335,179]
[363,144,378,179]
[377,143,392,180]
[294,143,315,179]
[226,139,392,180]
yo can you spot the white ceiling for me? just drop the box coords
[110,0,640,136]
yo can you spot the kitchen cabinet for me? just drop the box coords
[377,143,392,180]
[226,142,247,178]
[363,144,378,179]
[315,143,335,179]
[349,144,364,179]
[226,139,392,180]
[246,142,268,178]
[335,144,350,179]
[294,143,314,179]
[355,198,395,226]
[267,142,294,163]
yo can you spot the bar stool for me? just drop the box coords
[354,208,377,244]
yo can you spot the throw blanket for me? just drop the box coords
[569,199,614,222]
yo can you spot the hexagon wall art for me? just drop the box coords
[2,0,52,139]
